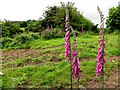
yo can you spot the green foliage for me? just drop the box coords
[41,28,65,39]
[28,38,64,49]
[2,59,118,88]
[106,6,120,33]
[91,24,99,33]
[2,34,118,58]
[2,21,22,37]
[13,32,40,49]
[105,34,119,56]
[41,6,60,29]
[1,2,98,39]
[1,32,40,49]
[41,2,95,32]
[2,33,118,88]
[25,20,42,32]
[14,32,40,44]
[19,21,28,28]
[1,37,13,48]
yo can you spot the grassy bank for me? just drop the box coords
[1,34,119,88]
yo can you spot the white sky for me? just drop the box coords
[0,0,119,26]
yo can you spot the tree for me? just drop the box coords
[41,2,95,32]
[106,6,120,33]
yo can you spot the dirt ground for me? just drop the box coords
[1,49,120,89]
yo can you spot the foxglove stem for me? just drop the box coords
[64,14,70,61]
[71,30,81,79]
[96,6,106,78]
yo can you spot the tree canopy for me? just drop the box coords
[1,2,99,39]
[41,2,95,32]
[106,6,120,33]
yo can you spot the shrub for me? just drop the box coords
[25,20,42,33]
[13,32,40,45]
[2,32,40,49]
[1,37,13,48]
[2,21,23,37]
[41,28,65,39]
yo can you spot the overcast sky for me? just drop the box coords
[0,0,119,26]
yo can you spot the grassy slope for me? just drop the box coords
[2,34,119,88]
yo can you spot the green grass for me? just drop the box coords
[28,38,65,49]
[30,34,119,57]
[2,33,118,59]
[2,60,118,88]
[2,34,119,88]
[3,34,119,57]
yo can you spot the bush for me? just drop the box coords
[25,20,42,33]
[41,28,65,39]
[2,32,40,49]
[13,32,40,45]
[1,37,13,48]
[2,21,23,37]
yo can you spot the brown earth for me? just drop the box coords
[86,70,118,89]
[1,49,119,89]
[2,49,61,68]
[86,56,119,89]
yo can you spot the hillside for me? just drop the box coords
[1,34,119,88]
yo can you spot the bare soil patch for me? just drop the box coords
[86,56,119,89]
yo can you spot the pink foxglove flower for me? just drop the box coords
[64,12,81,79]
[96,39,106,76]
[71,45,81,78]
[64,14,70,62]
[72,57,81,78]
[72,51,77,56]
